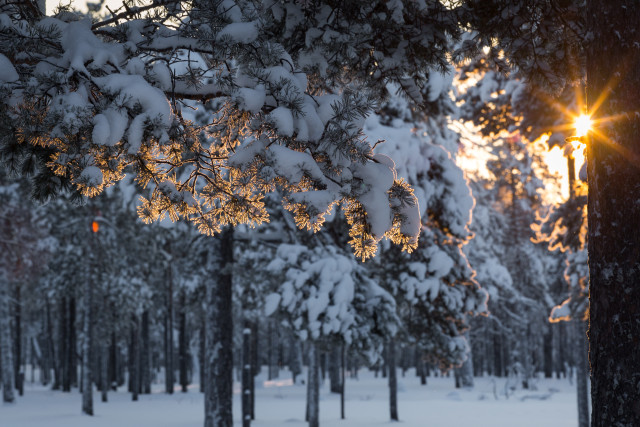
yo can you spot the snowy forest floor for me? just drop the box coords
[1,368,582,427]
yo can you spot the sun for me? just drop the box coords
[575,114,592,138]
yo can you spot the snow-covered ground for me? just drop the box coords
[1,369,580,427]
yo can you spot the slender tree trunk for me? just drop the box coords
[179,291,188,393]
[204,227,234,427]
[329,345,341,393]
[587,1,640,424]
[46,301,57,388]
[69,297,77,389]
[199,321,205,394]
[267,321,275,380]
[101,340,108,402]
[13,283,23,396]
[388,338,398,421]
[306,342,319,427]
[81,280,93,415]
[242,322,251,427]
[576,320,589,427]
[1,280,15,403]
[60,297,70,392]
[340,344,345,420]
[250,321,258,420]
[165,263,174,394]
[141,310,151,394]
[289,334,302,384]
[109,330,117,391]
[543,325,553,378]
[131,315,140,401]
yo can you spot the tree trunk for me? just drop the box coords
[388,338,398,421]
[1,280,15,403]
[587,1,640,424]
[69,297,77,389]
[141,310,151,394]
[60,297,70,392]
[81,279,93,415]
[131,315,140,401]
[329,345,341,394]
[13,283,23,396]
[242,322,251,427]
[575,320,589,427]
[179,291,188,393]
[543,325,553,378]
[101,341,108,402]
[250,321,258,420]
[340,344,345,420]
[199,321,205,394]
[204,227,234,427]
[306,342,319,427]
[165,263,174,394]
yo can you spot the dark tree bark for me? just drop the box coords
[587,1,640,424]
[164,261,174,395]
[109,330,117,391]
[250,321,258,420]
[340,344,345,420]
[141,310,151,394]
[306,342,320,427]
[575,320,589,427]
[329,345,341,394]
[179,290,188,393]
[388,338,398,421]
[204,227,234,427]
[44,301,56,386]
[543,325,553,378]
[131,315,140,401]
[1,282,15,403]
[242,321,251,427]
[100,341,108,402]
[69,297,77,388]
[13,283,23,396]
[199,321,205,394]
[81,280,93,415]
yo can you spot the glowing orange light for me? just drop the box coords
[92,221,99,233]
[575,114,592,138]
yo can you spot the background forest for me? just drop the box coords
[0,0,595,426]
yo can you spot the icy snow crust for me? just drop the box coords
[0,370,579,427]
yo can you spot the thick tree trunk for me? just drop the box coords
[587,1,640,424]
[81,280,93,415]
[204,227,234,427]
[242,322,251,427]
[1,280,15,403]
[306,342,320,427]
[388,338,398,421]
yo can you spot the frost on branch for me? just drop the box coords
[0,1,478,258]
